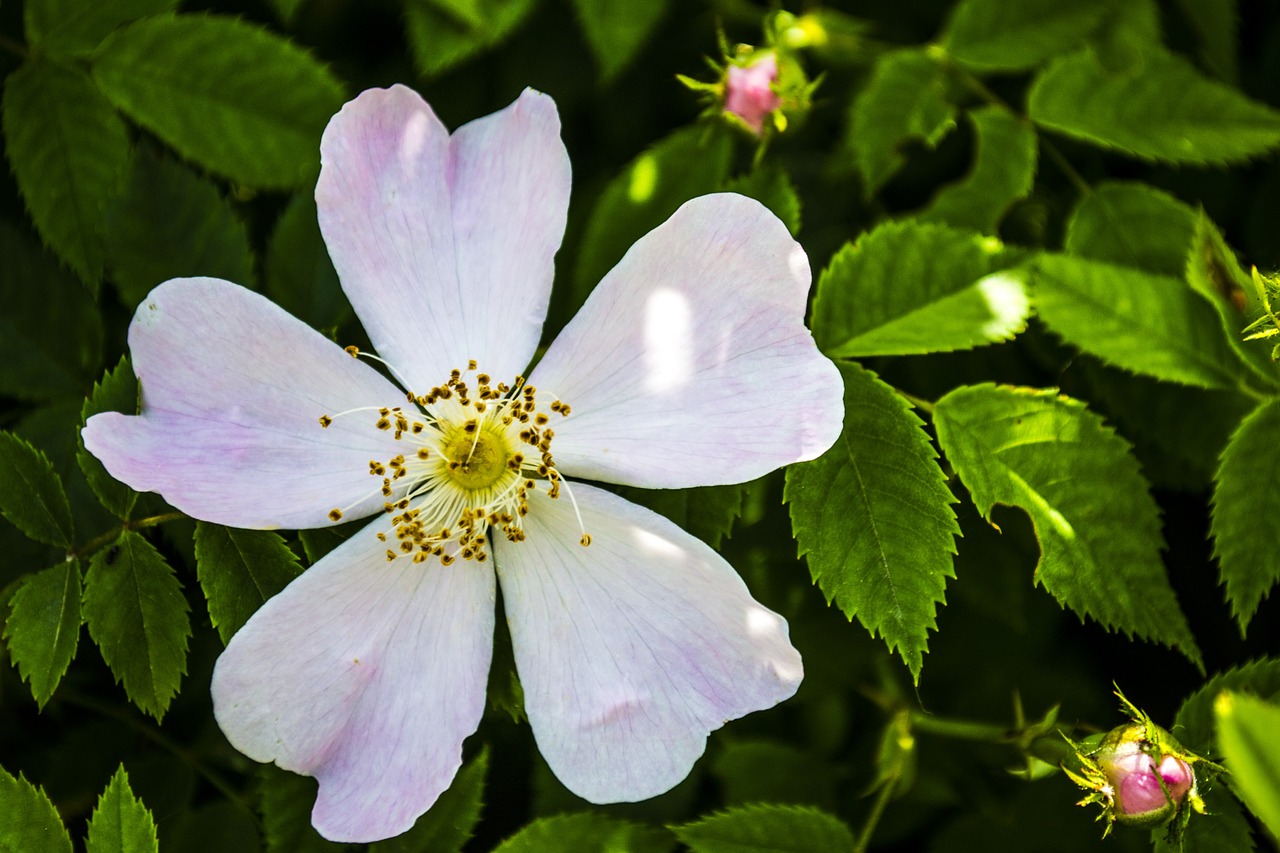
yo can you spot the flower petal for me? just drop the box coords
[211,518,495,842]
[529,193,842,488]
[82,278,411,529]
[316,85,570,388]
[494,482,801,803]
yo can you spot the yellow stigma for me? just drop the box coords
[441,420,513,491]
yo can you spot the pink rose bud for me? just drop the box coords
[724,53,781,135]
[1104,745,1194,822]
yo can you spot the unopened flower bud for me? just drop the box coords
[724,52,781,135]
[1096,725,1195,826]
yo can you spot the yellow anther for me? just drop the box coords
[328,508,343,521]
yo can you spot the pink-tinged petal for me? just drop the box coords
[529,193,842,488]
[495,482,801,803]
[316,85,570,388]
[211,518,495,842]
[82,278,410,529]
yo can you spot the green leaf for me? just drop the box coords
[258,766,343,853]
[194,523,302,645]
[941,0,1114,71]
[1173,0,1238,82]
[1211,400,1280,632]
[1175,657,1280,753]
[265,193,349,333]
[0,432,74,548]
[848,49,956,195]
[933,384,1202,667]
[403,0,538,78]
[106,147,255,308]
[1215,692,1280,837]
[297,520,359,565]
[785,363,958,680]
[3,60,131,290]
[369,748,487,853]
[1031,253,1246,390]
[723,163,802,237]
[918,106,1037,234]
[83,530,191,718]
[573,124,733,306]
[25,0,179,55]
[0,765,73,853]
[3,560,82,708]
[672,804,855,853]
[1027,48,1280,165]
[811,221,1028,357]
[78,358,140,520]
[85,765,159,853]
[618,483,747,550]
[1064,181,1196,276]
[92,14,346,188]
[711,741,836,810]
[569,0,670,81]
[494,813,672,853]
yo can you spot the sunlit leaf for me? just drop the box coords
[369,749,487,853]
[85,765,159,853]
[0,431,74,548]
[1174,657,1280,752]
[0,765,72,853]
[569,0,670,81]
[194,522,302,645]
[3,560,82,707]
[1215,692,1280,837]
[493,812,673,853]
[941,0,1115,71]
[78,358,140,520]
[672,804,855,853]
[1065,181,1196,276]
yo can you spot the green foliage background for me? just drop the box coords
[3,0,1280,850]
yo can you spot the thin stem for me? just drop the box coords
[910,711,1011,743]
[853,766,901,853]
[69,512,187,561]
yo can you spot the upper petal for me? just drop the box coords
[494,482,801,803]
[82,278,408,529]
[211,518,495,842]
[316,85,570,388]
[529,193,842,488]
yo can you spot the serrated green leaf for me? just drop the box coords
[3,561,81,708]
[812,221,1028,357]
[1174,657,1280,753]
[403,0,538,78]
[941,0,1115,71]
[495,813,672,853]
[86,765,159,853]
[672,804,855,853]
[0,765,73,853]
[1211,400,1280,632]
[258,766,343,853]
[194,523,301,645]
[933,384,1202,667]
[569,0,670,81]
[106,147,255,307]
[83,530,190,718]
[1032,253,1246,390]
[1065,181,1196,276]
[1153,784,1254,853]
[618,483,747,550]
[92,14,346,188]
[0,432,74,548]
[1028,48,1280,165]
[78,358,140,519]
[848,49,956,195]
[25,0,179,55]
[785,362,958,680]
[3,60,131,290]
[265,193,349,333]
[573,123,733,307]
[918,106,1037,234]
[369,748,487,853]
[1215,692,1280,837]
[723,163,802,237]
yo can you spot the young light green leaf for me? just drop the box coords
[3,560,82,708]
[1028,48,1280,165]
[494,812,673,853]
[933,385,1202,667]
[106,147,254,308]
[672,804,855,853]
[785,363,959,681]
[569,0,670,81]
[403,0,538,78]
[723,163,802,237]
[812,221,1028,357]
[369,748,487,853]
[1211,400,1280,632]
[0,765,73,853]
[78,358,140,520]
[847,49,956,195]
[258,766,344,853]
[1064,181,1196,276]
[85,765,159,853]
[941,0,1114,71]
[1031,253,1246,390]
[618,483,747,550]
[194,522,301,645]
[24,0,179,55]
[265,193,350,334]
[918,106,1037,234]
[83,530,190,718]
[0,431,74,548]
[92,14,346,188]
[1175,657,1280,753]
[3,60,131,291]
[1173,0,1238,82]
[1215,692,1280,837]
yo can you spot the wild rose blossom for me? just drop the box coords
[83,86,842,842]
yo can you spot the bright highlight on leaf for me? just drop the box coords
[0,765,72,853]
[1214,692,1280,838]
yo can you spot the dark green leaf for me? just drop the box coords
[92,14,346,188]
[0,431,74,547]
[569,0,670,81]
[494,813,672,853]
[786,363,958,680]
[265,193,350,333]
[710,741,836,810]
[265,0,308,24]
[934,385,1202,667]
[83,530,191,718]
[85,765,159,853]
[194,523,302,645]
[1215,692,1280,837]
[0,765,72,853]
[941,0,1114,71]
[1174,657,1280,753]
[1173,0,1238,82]
[672,804,855,853]
[369,748,487,853]
[1064,181,1196,276]
[3,560,81,708]
[403,0,538,78]
[258,767,344,853]
[617,484,747,550]
[24,0,179,55]
[78,357,140,519]
[723,163,802,236]
[297,521,359,565]
[3,60,131,290]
